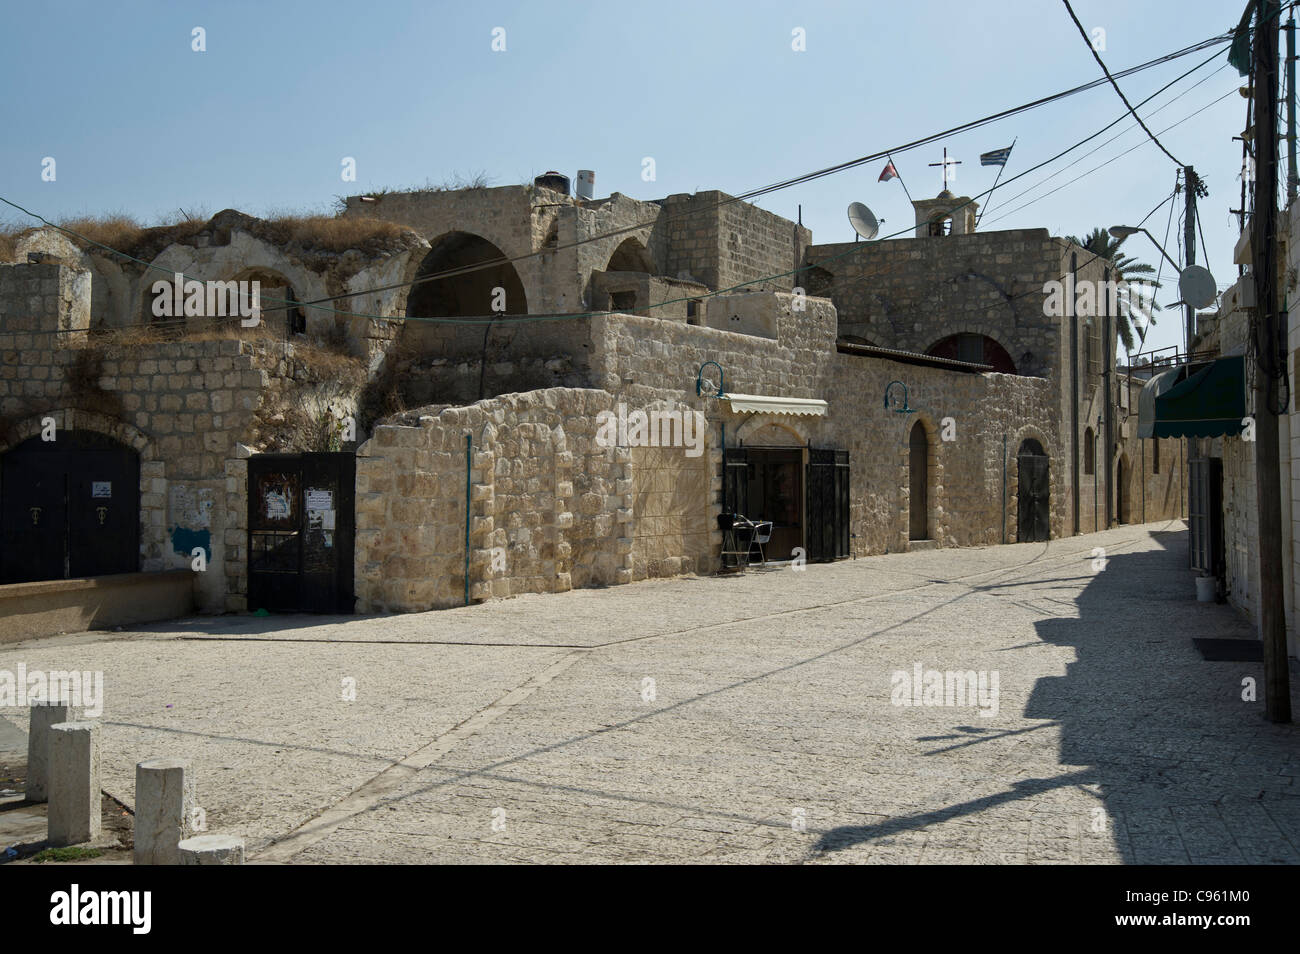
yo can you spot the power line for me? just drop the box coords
[0,85,1226,342]
[0,27,1237,324]
[983,86,1238,226]
[980,61,1228,224]
[1062,0,1185,167]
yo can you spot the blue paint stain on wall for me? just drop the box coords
[170,527,211,563]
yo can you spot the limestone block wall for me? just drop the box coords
[590,299,1062,555]
[0,333,268,612]
[355,388,640,612]
[804,228,1069,378]
[657,191,809,294]
[344,186,565,317]
[0,262,90,340]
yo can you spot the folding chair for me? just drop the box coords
[750,520,773,566]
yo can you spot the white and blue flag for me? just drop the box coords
[980,146,1013,167]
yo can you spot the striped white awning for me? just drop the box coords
[722,393,828,417]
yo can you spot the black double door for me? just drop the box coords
[0,432,140,583]
[724,446,849,563]
[248,453,355,613]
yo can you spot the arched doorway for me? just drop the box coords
[909,421,929,540]
[1115,454,1131,525]
[1,431,140,583]
[1016,439,1050,542]
[405,232,527,319]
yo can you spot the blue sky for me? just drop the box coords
[0,0,1252,356]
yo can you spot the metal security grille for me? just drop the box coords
[806,448,850,562]
[248,453,355,613]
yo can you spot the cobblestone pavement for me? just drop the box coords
[3,520,1298,864]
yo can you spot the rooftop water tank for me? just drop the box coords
[534,171,570,196]
[576,170,596,200]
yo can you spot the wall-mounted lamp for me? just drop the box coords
[696,361,726,398]
[884,380,915,414]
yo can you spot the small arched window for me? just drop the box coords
[1083,428,1095,475]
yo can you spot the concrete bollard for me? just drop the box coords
[26,700,73,802]
[47,721,101,846]
[134,758,195,865]
[178,833,244,865]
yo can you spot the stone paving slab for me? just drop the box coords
[3,520,1297,864]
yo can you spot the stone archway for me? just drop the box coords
[405,231,527,320]
[925,333,1018,374]
[605,237,654,274]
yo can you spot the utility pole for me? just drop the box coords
[1252,1,1293,724]
[1288,13,1298,203]
[1183,166,1198,353]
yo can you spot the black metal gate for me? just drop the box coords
[1188,456,1224,577]
[806,448,850,562]
[1016,440,1050,543]
[248,453,355,613]
[0,432,139,584]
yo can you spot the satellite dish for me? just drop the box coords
[847,202,880,240]
[1179,264,1217,309]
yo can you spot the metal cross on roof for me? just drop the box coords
[929,147,961,190]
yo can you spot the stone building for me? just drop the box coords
[0,174,1184,627]
[1183,197,1299,658]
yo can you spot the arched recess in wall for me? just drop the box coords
[406,231,528,319]
[908,420,931,541]
[1015,438,1050,543]
[140,265,305,336]
[925,333,1018,374]
[605,237,654,274]
[231,267,306,337]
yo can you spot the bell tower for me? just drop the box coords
[913,190,978,238]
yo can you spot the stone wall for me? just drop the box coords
[354,294,1071,614]
[354,388,633,612]
[0,261,372,613]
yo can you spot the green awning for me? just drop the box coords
[1153,356,1248,438]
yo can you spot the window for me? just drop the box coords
[687,299,702,325]
[1086,318,1100,376]
[1084,428,1095,475]
[1152,438,1160,474]
[610,291,636,312]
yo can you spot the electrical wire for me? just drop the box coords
[1062,0,1186,167]
[0,27,1238,330]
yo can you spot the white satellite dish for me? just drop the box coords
[1179,264,1217,310]
[847,202,880,240]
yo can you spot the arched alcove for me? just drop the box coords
[406,231,527,319]
[925,333,1018,374]
[605,237,654,274]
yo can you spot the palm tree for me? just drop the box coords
[1065,226,1162,354]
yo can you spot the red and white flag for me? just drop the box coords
[878,161,899,182]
